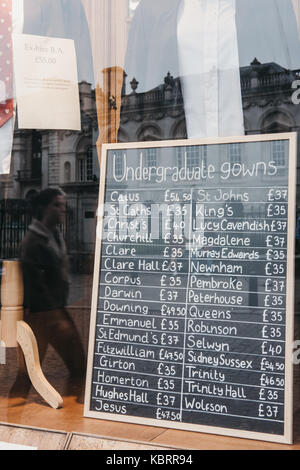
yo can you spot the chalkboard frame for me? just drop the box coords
[84,133,297,444]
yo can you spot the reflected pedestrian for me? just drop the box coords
[14,188,86,399]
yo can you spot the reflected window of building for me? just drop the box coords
[114,150,124,178]
[228,143,242,167]
[77,145,93,182]
[86,146,93,181]
[64,162,71,183]
[146,148,157,167]
[78,158,85,182]
[31,131,42,179]
[177,145,207,169]
[271,140,286,167]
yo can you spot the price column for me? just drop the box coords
[179,185,287,435]
[257,187,288,428]
[154,189,193,422]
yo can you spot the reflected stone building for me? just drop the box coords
[0,82,99,272]
[119,58,300,203]
[1,58,300,271]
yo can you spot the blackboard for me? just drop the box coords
[84,134,297,444]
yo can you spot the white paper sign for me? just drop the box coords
[12,34,81,131]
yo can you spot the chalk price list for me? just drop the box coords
[90,185,288,435]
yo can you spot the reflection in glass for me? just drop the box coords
[271,140,287,168]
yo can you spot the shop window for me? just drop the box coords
[1,0,300,443]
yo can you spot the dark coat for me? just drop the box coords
[20,220,70,313]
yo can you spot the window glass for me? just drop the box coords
[1,0,300,412]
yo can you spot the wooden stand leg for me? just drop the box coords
[16,321,63,409]
[0,260,63,409]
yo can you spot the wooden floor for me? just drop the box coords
[1,385,300,450]
[1,347,300,450]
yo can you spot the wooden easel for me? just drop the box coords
[0,260,63,409]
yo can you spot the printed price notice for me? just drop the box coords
[12,34,81,130]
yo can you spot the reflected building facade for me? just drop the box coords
[2,58,300,271]
[0,81,99,272]
[119,58,300,207]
